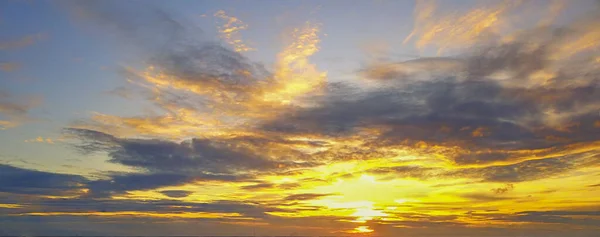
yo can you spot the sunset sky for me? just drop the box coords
[1,0,600,236]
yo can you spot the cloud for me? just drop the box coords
[160,190,194,198]
[104,86,133,99]
[214,10,254,52]
[1,194,283,219]
[484,210,600,227]
[0,91,42,129]
[241,182,275,190]
[85,173,196,197]
[448,153,599,182]
[0,164,86,196]
[24,136,57,144]
[0,62,21,72]
[460,193,516,202]
[0,33,46,50]
[490,183,514,194]
[64,128,311,176]
[262,9,600,168]
[284,193,332,201]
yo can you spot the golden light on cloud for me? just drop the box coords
[404,0,516,54]
[214,10,254,52]
[262,22,326,105]
[351,226,374,233]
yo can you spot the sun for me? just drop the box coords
[351,225,374,233]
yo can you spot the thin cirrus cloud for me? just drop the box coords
[0,62,21,72]
[1,0,600,236]
[0,91,42,129]
[0,33,46,50]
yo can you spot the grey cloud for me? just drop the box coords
[65,128,293,175]
[0,164,86,196]
[64,128,317,193]
[65,0,269,109]
[368,152,598,184]
[368,166,438,180]
[5,196,283,219]
[284,193,332,201]
[447,152,600,182]
[478,209,600,227]
[490,184,514,194]
[160,190,193,198]
[361,57,464,81]
[460,193,517,202]
[241,182,275,190]
[262,32,600,166]
[85,173,195,197]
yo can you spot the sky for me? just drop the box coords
[1,0,600,236]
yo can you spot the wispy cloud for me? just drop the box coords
[214,10,254,52]
[0,33,46,50]
[0,91,42,129]
[0,62,21,72]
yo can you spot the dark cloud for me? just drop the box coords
[0,164,189,198]
[448,154,594,183]
[62,128,324,197]
[0,164,86,196]
[160,190,193,198]
[2,196,283,220]
[479,210,600,227]
[368,165,439,181]
[284,193,332,201]
[460,193,517,202]
[368,152,598,183]
[261,27,600,169]
[65,128,309,176]
[490,184,514,194]
[241,182,275,190]
[85,173,195,197]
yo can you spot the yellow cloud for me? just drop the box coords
[214,10,255,52]
[24,136,58,144]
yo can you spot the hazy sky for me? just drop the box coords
[1,0,600,236]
